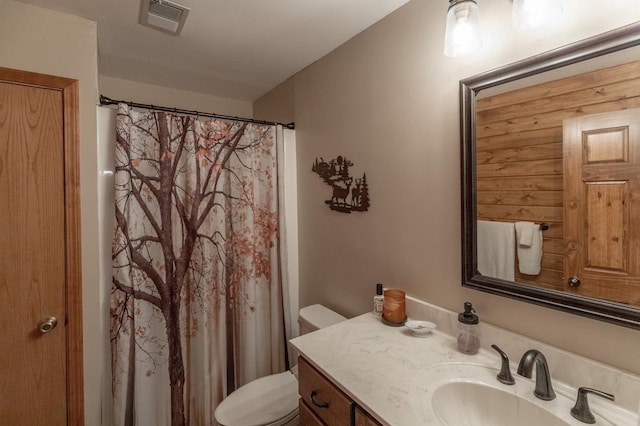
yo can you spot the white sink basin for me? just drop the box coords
[410,363,631,426]
[431,380,570,426]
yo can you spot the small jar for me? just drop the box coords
[457,302,480,354]
[373,283,384,317]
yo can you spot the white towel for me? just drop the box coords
[477,220,515,281]
[515,221,543,275]
[516,221,535,246]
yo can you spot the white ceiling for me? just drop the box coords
[16,0,410,101]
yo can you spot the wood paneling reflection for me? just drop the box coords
[476,59,640,291]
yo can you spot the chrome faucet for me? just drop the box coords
[517,349,556,400]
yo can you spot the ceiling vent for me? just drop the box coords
[140,0,190,35]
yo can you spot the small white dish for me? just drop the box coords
[404,320,436,336]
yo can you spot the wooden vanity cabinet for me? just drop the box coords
[298,356,382,426]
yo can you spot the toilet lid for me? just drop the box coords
[215,371,298,426]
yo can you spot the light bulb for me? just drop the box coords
[512,0,563,31]
[444,0,482,58]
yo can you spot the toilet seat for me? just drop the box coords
[214,370,299,426]
[216,305,346,426]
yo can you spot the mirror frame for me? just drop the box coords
[461,21,640,330]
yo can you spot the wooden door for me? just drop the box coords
[0,68,83,424]
[563,108,640,305]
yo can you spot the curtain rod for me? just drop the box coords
[99,95,295,130]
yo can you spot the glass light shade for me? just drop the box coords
[443,0,482,58]
[512,0,563,30]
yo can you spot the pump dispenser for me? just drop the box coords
[457,302,480,354]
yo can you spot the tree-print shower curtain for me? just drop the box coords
[111,104,288,426]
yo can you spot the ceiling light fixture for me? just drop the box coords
[443,0,483,58]
[512,0,563,31]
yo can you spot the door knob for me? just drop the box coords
[568,276,581,287]
[38,316,58,333]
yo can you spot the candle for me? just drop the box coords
[382,289,406,323]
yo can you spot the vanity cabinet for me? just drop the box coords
[298,356,381,426]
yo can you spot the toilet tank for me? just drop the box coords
[298,304,347,335]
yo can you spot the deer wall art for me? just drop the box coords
[311,155,370,213]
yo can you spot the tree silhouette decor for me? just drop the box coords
[111,104,284,426]
[312,155,370,213]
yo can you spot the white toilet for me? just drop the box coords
[214,304,347,426]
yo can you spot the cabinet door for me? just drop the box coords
[354,406,382,426]
[298,357,352,426]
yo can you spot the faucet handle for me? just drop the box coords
[491,344,515,385]
[570,387,615,424]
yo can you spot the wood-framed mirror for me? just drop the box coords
[461,21,640,329]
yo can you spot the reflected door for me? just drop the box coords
[563,109,640,304]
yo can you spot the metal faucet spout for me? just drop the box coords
[517,349,556,401]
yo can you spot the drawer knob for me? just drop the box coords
[310,391,329,408]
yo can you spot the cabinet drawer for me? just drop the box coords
[298,356,352,426]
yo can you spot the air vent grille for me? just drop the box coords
[148,0,185,23]
[140,0,190,35]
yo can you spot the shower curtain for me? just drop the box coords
[111,104,289,426]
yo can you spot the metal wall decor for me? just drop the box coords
[312,155,370,213]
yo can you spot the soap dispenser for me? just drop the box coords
[457,302,480,354]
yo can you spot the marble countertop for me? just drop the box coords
[290,312,499,426]
[291,299,640,426]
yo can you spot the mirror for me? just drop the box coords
[461,21,640,329]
